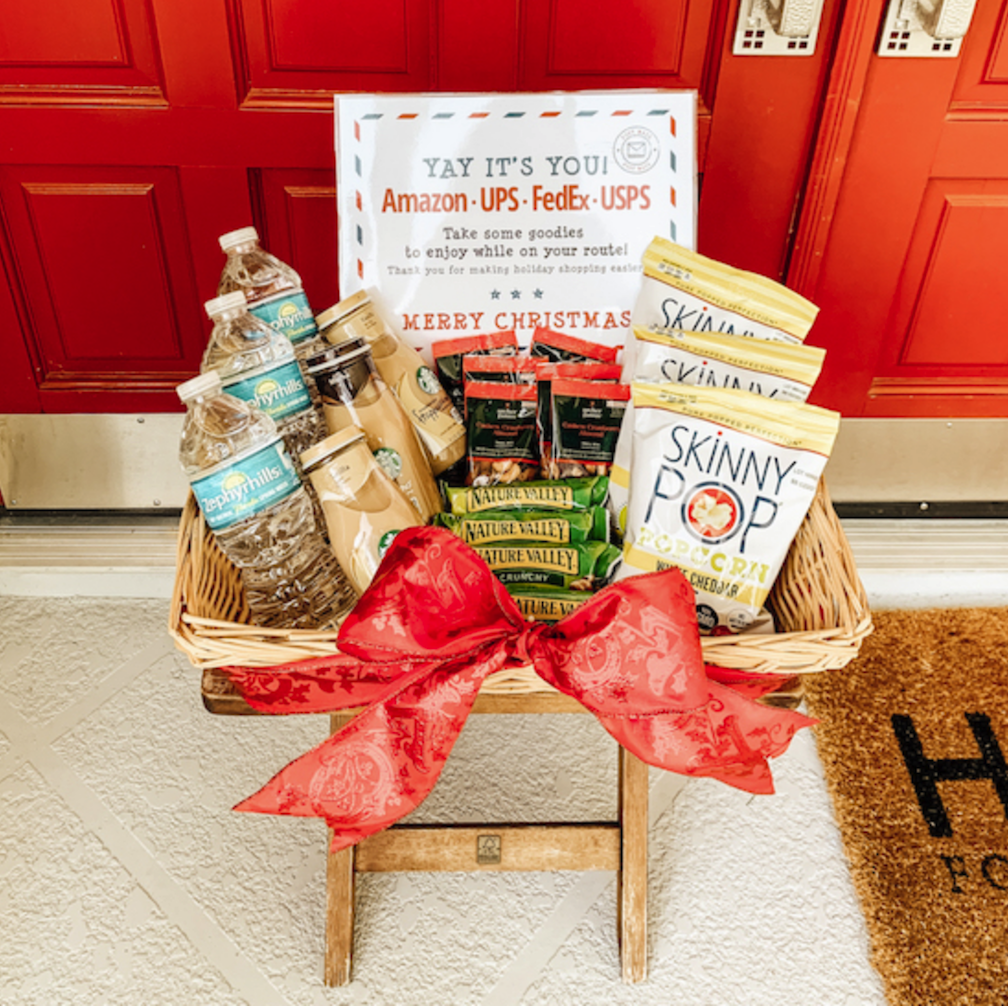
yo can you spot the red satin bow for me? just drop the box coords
[223,527,813,852]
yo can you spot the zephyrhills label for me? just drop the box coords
[249,289,318,345]
[190,438,300,531]
[222,361,312,420]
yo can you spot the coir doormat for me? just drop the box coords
[803,608,1008,1006]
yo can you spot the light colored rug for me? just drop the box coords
[0,595,885,1005]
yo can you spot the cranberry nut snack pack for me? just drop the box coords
[617,382,840,635]
[608,326,827,533]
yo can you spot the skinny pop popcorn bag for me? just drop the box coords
[608,326,827,535]
[618,383,840,634]
[631,237,819,345]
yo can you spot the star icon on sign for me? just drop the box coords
[511,289,521,299]
[533,289,544,299]
[490,289,501,300]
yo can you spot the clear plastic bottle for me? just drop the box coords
[202,291,327,472]
[216,226,327,400]
[176,371,357,629]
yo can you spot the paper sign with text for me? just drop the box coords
[336,92,696,358]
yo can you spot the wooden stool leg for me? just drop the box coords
[325,712,356,986]
[617,747,648,983]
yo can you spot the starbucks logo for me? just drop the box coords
[373,447,403,480]
[416,366,441,395]
[377,530,400,560]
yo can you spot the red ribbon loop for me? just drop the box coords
[223,527,812,852]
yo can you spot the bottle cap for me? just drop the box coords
[176,371,223,403]
[316,290,370,331]
[218,226,260,251]
[301,426,367,472]
[305,344,371,375]
[204,291,247,319]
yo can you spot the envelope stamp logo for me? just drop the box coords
[613,126,660,173]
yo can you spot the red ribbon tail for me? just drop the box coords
[591,679,815,796]
[220,655,443,715]
[233,649,507,852]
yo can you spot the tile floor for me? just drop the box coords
[1,523,1004,1005]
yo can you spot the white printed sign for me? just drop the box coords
[336,92,696,357]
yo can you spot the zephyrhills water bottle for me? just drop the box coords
[216,226,327,398]
[202,291,326,468]
[176,371,357,629]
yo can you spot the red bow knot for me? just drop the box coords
[223,527,812,852]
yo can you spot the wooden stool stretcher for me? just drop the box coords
[201,669,650,985]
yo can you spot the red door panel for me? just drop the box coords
[0,164,203,411]
[255,168,340,313]
[0,0,166,105]
[231,0,433,106]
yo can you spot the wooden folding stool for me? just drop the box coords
[202,670,649,985]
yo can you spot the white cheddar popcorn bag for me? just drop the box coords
[617,382,840,634]
[622,236,820,386]
[608,326,827,535]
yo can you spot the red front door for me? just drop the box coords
[788,0,1008,419]
[0,0,837,415]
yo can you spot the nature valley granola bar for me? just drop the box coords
[444,476,609,515]
[473,540,622,591]
[433,505,610,545]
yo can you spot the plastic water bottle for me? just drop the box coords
[201,291,327,471]
[216,226,327,399]
[176,371,357,629]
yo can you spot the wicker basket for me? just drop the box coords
[169,478,872,690]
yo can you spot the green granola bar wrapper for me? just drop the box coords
[507,586,591,623]
[472,539,621,590]
[433,506,610,545]
[443,475,609,515]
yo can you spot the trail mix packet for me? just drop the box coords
[617,382,840,634]
[431,330,518,414]
[529,326,619,364]
[547,378,630,480]
[462,354,538,386]
[433,505,610,545]
[464,380,539,486]
[536,361,621,476]
[608,326,826,534]
[507,585,591,623]
[473,539,622,591]
[443,475,610,515]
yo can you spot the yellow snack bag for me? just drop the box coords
[608,325,827,537]
[631,237,819,345]
[617,382,840,634]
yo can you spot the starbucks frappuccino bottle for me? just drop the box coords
[317,292,466,475]
[307,344,442,521]
[302,427,424,595]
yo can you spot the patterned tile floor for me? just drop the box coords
[0,590,892,1006]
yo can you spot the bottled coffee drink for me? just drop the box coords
[317,292,466,475]
[307,345,442,521]
[302,427,424,595]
